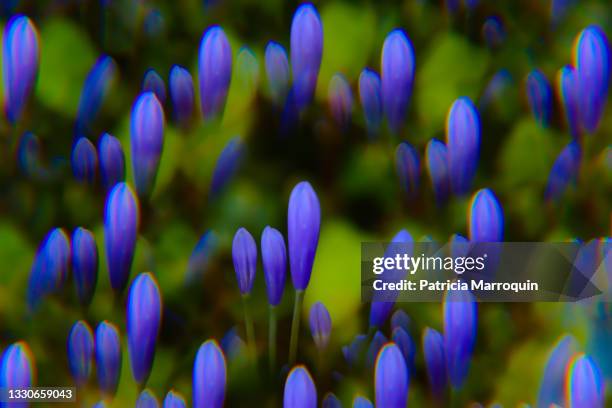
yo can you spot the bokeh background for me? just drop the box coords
[0,0,610,406]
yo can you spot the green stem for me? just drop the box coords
[268,305,277,372]
[242,295,256,359]
[288,290,305,365]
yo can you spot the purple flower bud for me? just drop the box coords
[551,0,575,25]
[130,92,165,197]
[95,321,121,398]
[67,320,94,386]
[446,97,480,195]
[322,392,342,408]
[449,233,470,258]
[482,16,505,49]
[2,15,39,124]
[193,340,227,408]
[104,182,139,293]
[265,42,290,105]
[392,327,415,372]
[423,327,447,395]
[567,354,605,408]
[71,227,98,306]
[210,137,244,197]
[290,3,323,109]
[163,391,187,408]
[185,230,218,284]
[557,65,582,139]
[574,25,610,134]
[98,133,126,190]
[169,65,195,127]
[127,273,162,386]
[426,139,450,203]
[199,26,232,120]
[288,181,321,291]
[358,69,382,136]
[537,334,577,407]
[76,56,117,137]
[469,188,504,242]
[142,69,166,105]
[353,396,373,408]
[479,69,513,109]
[545,141,581,202]
[342,334,367,367]
[328,73,352,131]
[375,343,409,407]
[283,365,317,408]
[232,228,257,295]
[391,309,410,332]
[93,401,106,408]
[72,137,98,184]
[137,389,160,408]
[395,142,420,198]
[261,226,287,306]
[443,288,477,388]
[1,342,35,402]
[381,29,415,134]
[309,302,331,350]
[445,0,460,14]
[526,69,553,127]
[220,327,246,360]
[366,331,388,367]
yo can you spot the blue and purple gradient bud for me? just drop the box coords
[391,309,410,332]
[232,228,257,296]
[137,389,160,408]
[537,334,577,407]
[220,327,246,360]
[0,342,35,406]
[573,25,610,134]
[290,3,323,110]
[130,92,165,197]
[127,273,162,386]
[358,69,383,136]
[566,354,605,408]
[98,133,125,190]
[469,188,504,242]
[557,65,582,139]
[381,29,415,134]
[193,340,226,408]
[288,181,321,291]
[71,137,98,184]
[443,288,477,388]
[426,139,450,203]
[395,142,420,198]
[375,343,409,407]
[526,69,553,127]
[449,233,470,258]
[446,97,480,195]
[142,69,167,105]
[95,321,121,398]
[423,327,447,396]
[67,320,94,386]
[169,65,195,127]
[199,26,232,120]
[545,141,581,202]
[75,56,117,137]
[2,15,39,124]
[366,331,388,368]
[392,327,415,373]
[265,42,290,106]
[163,391,187,408]
[482,16,505,49]
[261,226,287,306]
[283,365,317,408]
[185,230,218,284]
[353,396,373,408]
[104,182,139,293]
[71,227,98,307]
[342,334,368,367]
[309,302,331,350]
[328,73,352,131]
[210,137,244,197]
[322,392,342,408]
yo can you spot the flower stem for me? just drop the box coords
[268,305,277,372]
[242,295,256,359]
[288,289,304,365]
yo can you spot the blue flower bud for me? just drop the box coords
[265,42,290,105]
[545,141,581,202]
[95,321,121,398]
[283,365,317,408]
[423,327,447,396]
[137,389,160,408]
[220,327,246,360]
[199,26,232,120]
[366,331,388,368]
[426,139,450,203]
[67,320,94,386]
[185,230,218,284]
[482,16,505,49]
[104,182,139,293]
[328,73,352,131]
[446,97,480,195]
[392,327,415,373]
[163,390,187,408]
[169,65,195,127]
[232,228,257,295]
[469,188,504,242]
[71,227,98,306]
[193,340,226,408]
[352,396,373,408]
[557,65,582,139]
[261,226,287,306]
[449,233,470,258]
[391,309,410,332]
[342,334,367,367]
[309,302,331,350]
[526,69,553,127]
[2,15,39,124]
[142,69,166,105]
[358,69,382,136]
[537,334,577,407]
[210,137,244,197]
[322,392,342,408]
[98,133,125,190]
[381,29,415,134]
[395,142,420,198]
[127,273,162,386]
[72,137,98,184]
[75,56,117,137]
[375,343,409,407]
[288,181,321,291]
[1,342,35,405]
[567,354,605,408]
[479,69,513,109]
[130,92,165,197]
[290,4,323,110]
[443,288,477,388]
[92,401,106,408]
